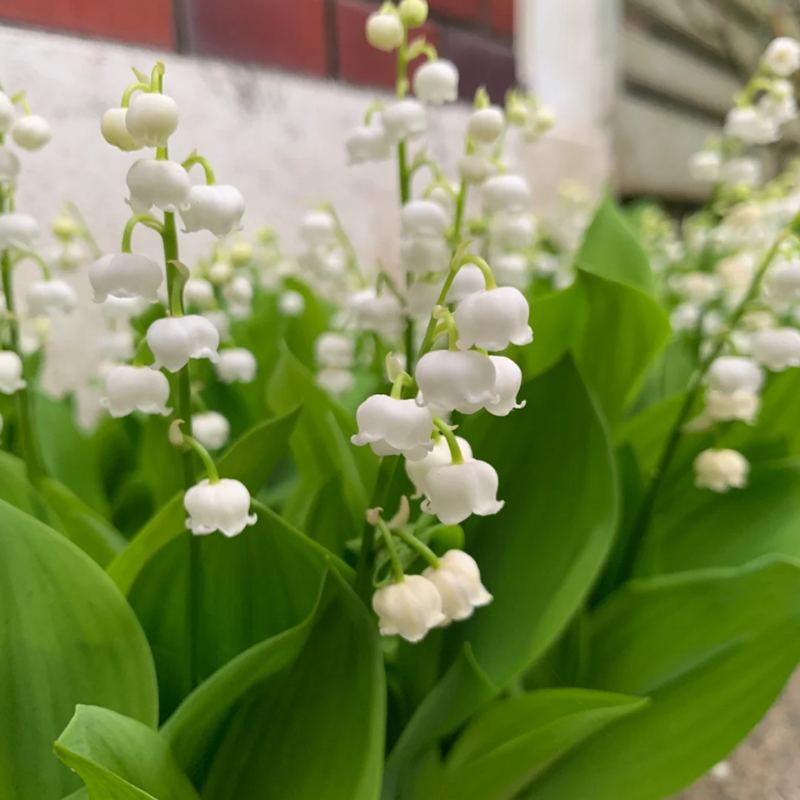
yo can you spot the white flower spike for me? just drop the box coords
[423,550,493,622]
[454,286,533,351]
[89,253,163,303]
[300,210,336,247]
[125,92,179,147]
[382,100,427,143]
[481,174,532,214]
[401,200,449,238]
[422,459,504,525]
[221,276,253,307]
[192,411,230,451]
[179,185,245,238]
[485,356,525,416]
[346,117,392,164]
[372,575,446,642]
[765,37,800,77]
[11,114,51,151]
[101,108,142,152]
[185,478,257,537]
[183,277,216,309]
[215,348,257,384]
[315,332,354,369]
[468,106,505,144]
[147,314,221,372]
[706,356,764,395]
[751,327,800,371]
[101,365,171,418]
[705,389,760,424]
[694,448,749,493]
[416,350,498,413]
[0,213,39,250]
[317,368,355,396]
[413,59,459,104]
[0,351,26,394]
[352,395,434,460]
[26,280,77,317]
[406,434,473,499]
[126,158,192,213]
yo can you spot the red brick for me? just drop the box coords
[189,0,327,75]
[0,0,174,47]
[490,0,513,35]
[336,0,440,90]
[428,0,481,23]
[440,28,516,102]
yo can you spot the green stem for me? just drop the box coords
[122,213,164,253]
[418,266,461,357]
[452,180,467,243]
[433,416,464,464]
[64,201,102,258]
[461,254,496,290]
[12,251,51,280]
[376,517,405,582]
[394,526,441,569]
[182,154,216,185]
[181,434,219,482]
[619,226,790,584]
[120,82,151,108]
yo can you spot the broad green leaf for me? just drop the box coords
[54,705,199,800]
[448,357,617,685]
[430,689,648,800]
[186,570,385,800]
[304,473,358,556]
[0,448,46,516]
[0,498,157,800]
[108,406,301,595]
[138,414,184,507]
[283,277,332,369]
[523,557,800,800]
[628,338,697,414]
[637,458,800,575]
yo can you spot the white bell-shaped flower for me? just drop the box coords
[300,210,336,247]
[215,347,257,384]
[689,151,721,182]
[279,290,306,317]
[457,153,492,185]
[0,145,20,184]
[315,332,354,369]
[366,10,404,51]
[401,200,449,238]
[0,350,25,394]
[492,253,529,291]
[767,260,800,301]
[101,108,142,152]
[415,350,498,413]
[126,158,192,213]
[422,459,504,524]
[724,107,778,144]
[0,212,39,250]
[705,389,760,424]
[347,288,403,338]
[179,184,245,237]
[467,106,505,144]
[765,37,800,77]
[423,550,492,622]
[57,241,88,271]
[125,92,179,147]
[221,275,253,306]
[401,236,449,275]
[192,411,230,451]
[11,114,51,151]
[671,272,720,304]
[706,356,764,394]
[317,367,355,395]
[183,277,216,309]
[26,279,77,317]
[382,100,427,143]
[485,356,525,416]
[407,278,445,318]
[99,295,147,322]
[406,434,473,498]
[373,575,445,641]
[482,174,531,214]
[185,478,257,537]
[89,252,163,303]
[147,314,221,372]
[346,117,392,164]
[694,448,749,493]
[0,92,15,133]
[352,394,434,460]
[721,157,761,187]
[208,261,234,285]
[454,286,532,351]
[751,327,800,371]
[99,329,135,361]
[490,212,537,250]
[413,59,459,104]
[101,365,171,418]
[670,302,701,332]
[448,264,486,304]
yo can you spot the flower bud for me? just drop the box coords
[485,355,524,416]
[481,174,531,214]
[126,158,192,214]
[352,394,434,460]
[423,550,492,622]
[26,279,77,317]
[0,350,26,394]
[11,114,51,151]
[89,253,163,303]
[454,286,533,351]
[399,0,428,27]
[230,240,252,266]
[101,108,141,152]
[192,411,230,451]
[184,478,257,537]
[56,241,87,271]
[765,37,800,77]
[372,575,446,642]
[279,290,306,317]
[317,367,355,395]
[147,314,221,372]
[416,350,498,413]
[457,153,492,185]
[179,185,245,238]
[183,277,215,309]
[751,327,800,371]
[0,146,20,185]
[694,448,749,493]
[382,100,427,143]
[346,118,392,164]
[413,59,459,104]
[492,253,529,290]
[422,459,504,524]
[689,150,721,182]
[467,106,505,144]
[125,92,179,147]
[221,275,253,306]
[406,434,472,498]
[401,200,449,238]
[101,365,171,418]
[300,210,336,247]
[215,347,257,384]
[208,261,234,286]
[0,212,39,250]
[366,10,404,51]
[706,356,764,395]
[0,92,15,134]
[315,332,354,369]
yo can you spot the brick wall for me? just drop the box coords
[0,0,515,100]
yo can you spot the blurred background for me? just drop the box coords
[2,0,800,797]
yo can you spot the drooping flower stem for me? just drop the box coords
[394,525,441,570]
[376,516,405,582]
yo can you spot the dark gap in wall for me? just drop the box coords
[172,0,193,53]
[324,0,340,77]
[624,79,726,126]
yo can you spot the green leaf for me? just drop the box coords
[54,705,199,800]
[138,415,184,508]
[0,449,46,516]
[431,689,648,800]
[108,406,301,595]
[0,498,157,800]
[448,357,617,685]
[637,458,800,575]
[522,557,800,800]
[166,570,385,800]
